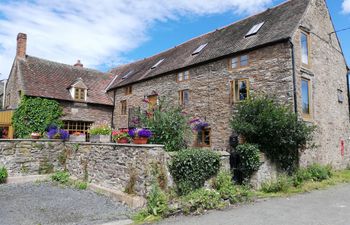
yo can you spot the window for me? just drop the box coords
[121,100,127,115]
[125,86,132,95]
[151,59,164,69]
[246,22,264,37]
[338,89,344,103]
[177,71,190,82]
[230,55,249,69]
[301,31,310,66]
[301,79,311,118]
[179,89,190,106]
[63,121,92,141]
[74,88,85,101]
[197,128,211,147]
[192,43,208,55]
[231,79,250,103]
[122,70,133,79]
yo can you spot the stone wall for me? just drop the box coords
[0,140,170,197]
[113,42,294,152]
[4,59,23,110]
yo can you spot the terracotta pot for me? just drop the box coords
[31,133,40,139]
[133,137,148,144]
[117,137,129,144]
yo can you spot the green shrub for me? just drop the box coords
[261,175,292,193]
[181,188,224,214]
[169,149,221,195]
[74,180,88,190]
[13,96,63,138]
[51,171,69,184]
[140,97,192,152]
[231,95,315,173]
[235,144,261,180]
[307,164,332,181]
[0,167,8,184]
[292,168,312,187]
[147,183,169,217]
[89,123,112,135]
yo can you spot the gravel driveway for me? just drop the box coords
[0,182,131,225]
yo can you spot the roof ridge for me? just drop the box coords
[110,0,295,73]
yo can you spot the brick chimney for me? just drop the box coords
[74,60,83,67]
[16,33,27,58]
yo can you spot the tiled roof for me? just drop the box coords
[108,0,309,89]
[18,55,114,105]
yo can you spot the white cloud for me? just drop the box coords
[343,0,350,14]
[0,0,273,79]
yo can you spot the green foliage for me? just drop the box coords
[261,175,292,193]
[51,171,69,184]
[0,167,8,184]
[147,183,169,217]
[169,149,221,195]
[89,123,112,135]
[231,95,315,172]
[235,144,261,179]
[213,171,252,203]
[181,188,224,214]
[13,96,63,138]
[73,180,88,190]
[293,164,332,186]
[140,97,192,152]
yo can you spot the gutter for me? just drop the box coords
[111,90,116,129]
[289,38,298,114]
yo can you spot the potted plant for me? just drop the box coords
[112,129,130,143]
[89,123,111,143]
[47,126,69,141]
[31,132,41,139]
[128,128,152,144]
[69,131,86,142]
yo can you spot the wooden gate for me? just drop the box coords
[0,110,14,139]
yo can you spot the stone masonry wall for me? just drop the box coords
[0,140,170,197]
[113,42,294,152]
[60,101,113,125]
[293,0,350,169]
[5,59,22,110]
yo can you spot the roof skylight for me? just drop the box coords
[122,70,134,79]
[246,22,265,37]
[192,43,208,55]
[151,59,165,69]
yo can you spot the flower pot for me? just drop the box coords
[238,134,246,144]
[31,133,40,139]
[133,137,148,144]
[117,137,129,144]
[90,134,110,143]
[69,135,86,142]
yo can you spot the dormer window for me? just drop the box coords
[246,22,264,37]
[151,59,165,69]
[74,88,85,101]
[192,43,208,55]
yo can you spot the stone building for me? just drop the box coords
[107,0,350,168]
[5,33,115,137]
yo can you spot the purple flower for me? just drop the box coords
[59,129,70,140]
[138,129,152,138]
[128,129,136,138]
[47,128,58,139]
[189,118,200,124]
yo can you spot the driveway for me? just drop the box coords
[159,184,350,225]
[0,182,131,225]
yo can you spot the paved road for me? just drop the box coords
[159,184,350,225]
[0,182,131,225]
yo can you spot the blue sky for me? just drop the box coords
[0,0,349,79]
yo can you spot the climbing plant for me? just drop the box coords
[13,96,63,138]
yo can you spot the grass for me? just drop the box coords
[51,171,88,190]
[256,169,350,198]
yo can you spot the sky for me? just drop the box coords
[0,0,349,80]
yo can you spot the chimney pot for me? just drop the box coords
[74,60,83,67]
[16,33,27,58]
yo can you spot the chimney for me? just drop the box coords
[16,33,27,58]
[74,59,83,67]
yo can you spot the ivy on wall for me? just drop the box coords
[12,96,63,138]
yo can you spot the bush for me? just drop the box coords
[51,171,69,184]
[261,175,292,193]
[89,123,112,135]
[140,97,192,151]
[74,180,88,190]
[147,183,169,216]
[235,144,261,180]
[13,97,63,138]
[231,95,315,173]
[293,164,332,186]
[0,167,8,184]
[181,188,224,214]
[169,149,221,195]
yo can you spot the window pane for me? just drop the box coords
[204,129,210,145]
[240,55,249,67]
[301,79,310,115]
[184,71,189,80]
[178,72,183,81]
[197,130,203,145]
[301,33,309,65]
[238,80,248,100]
[231,57,238,68]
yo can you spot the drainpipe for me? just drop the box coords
[111,90,116,129]
[289,38,298,114]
